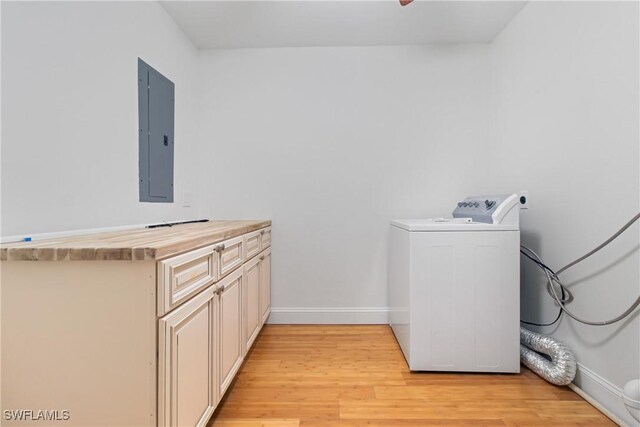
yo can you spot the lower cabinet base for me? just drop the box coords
[2,233,271,427]
[1,261,158,427]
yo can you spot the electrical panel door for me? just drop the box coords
[138,58,174,202]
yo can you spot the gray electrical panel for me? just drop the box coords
[138,58,174,203]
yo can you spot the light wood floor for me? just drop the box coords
[208,325,614,427]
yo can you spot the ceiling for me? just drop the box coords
[160,1,528,49]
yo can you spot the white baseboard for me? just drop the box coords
[267,307,389,324]
[572,362,638,427]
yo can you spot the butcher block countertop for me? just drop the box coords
[0,220,271,262]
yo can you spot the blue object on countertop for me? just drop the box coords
[23,237,32,242]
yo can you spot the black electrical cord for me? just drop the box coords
[520,309,563,327]
[520,250,554,275]
[520,250,564,327]
[520,247,572,303]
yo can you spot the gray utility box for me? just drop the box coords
[138,58,174,203]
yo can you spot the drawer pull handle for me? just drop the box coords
[259,255,265,261]
[260,230,265,235]
[218,284,225,294]
[214,243,226,252]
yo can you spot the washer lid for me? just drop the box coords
[391,218,519,231]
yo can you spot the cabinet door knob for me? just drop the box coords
[218,284,225,294]
[259,255,265,261]
[260,230,265,235]
[214,243,225,252]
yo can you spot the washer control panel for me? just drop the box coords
[452,194,519,224]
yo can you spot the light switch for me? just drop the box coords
[183,191,192,207]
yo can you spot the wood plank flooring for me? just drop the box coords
[208,325,614,427]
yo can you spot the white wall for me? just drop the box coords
[198,45,493,322]
[3,2,638,421]
[1,1,201,237]
[491,2,639,424]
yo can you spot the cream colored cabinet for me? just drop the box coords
[244,229,262,260]
[217,235,243,279]
[260,247,272,325]
[217,268,244,396]
[244,246,272,352]
[244,226,271,261]
[158,286,218,427]
[159,227,271,427]
[157,245,218,317]
[243,255,261,352]
[1,222,270,427]
[261,227,271,248]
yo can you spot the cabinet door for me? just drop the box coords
[259,248,272,325]
[218,268,244,397]
[243,255,261,353]
[158,287,217,427]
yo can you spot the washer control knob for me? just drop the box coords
[485,200,495,209]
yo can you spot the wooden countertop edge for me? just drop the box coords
[0,220,271,262]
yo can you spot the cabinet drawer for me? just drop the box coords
[243,230,262,261]
[217,236,243,278]
[260,227,271,249]
[158,246,217,316]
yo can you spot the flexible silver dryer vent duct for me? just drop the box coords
[520,327,576,386]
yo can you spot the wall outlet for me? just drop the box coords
[182,191,192,207]
[519,191,529,209]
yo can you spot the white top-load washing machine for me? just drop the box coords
[389,194,520,373]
